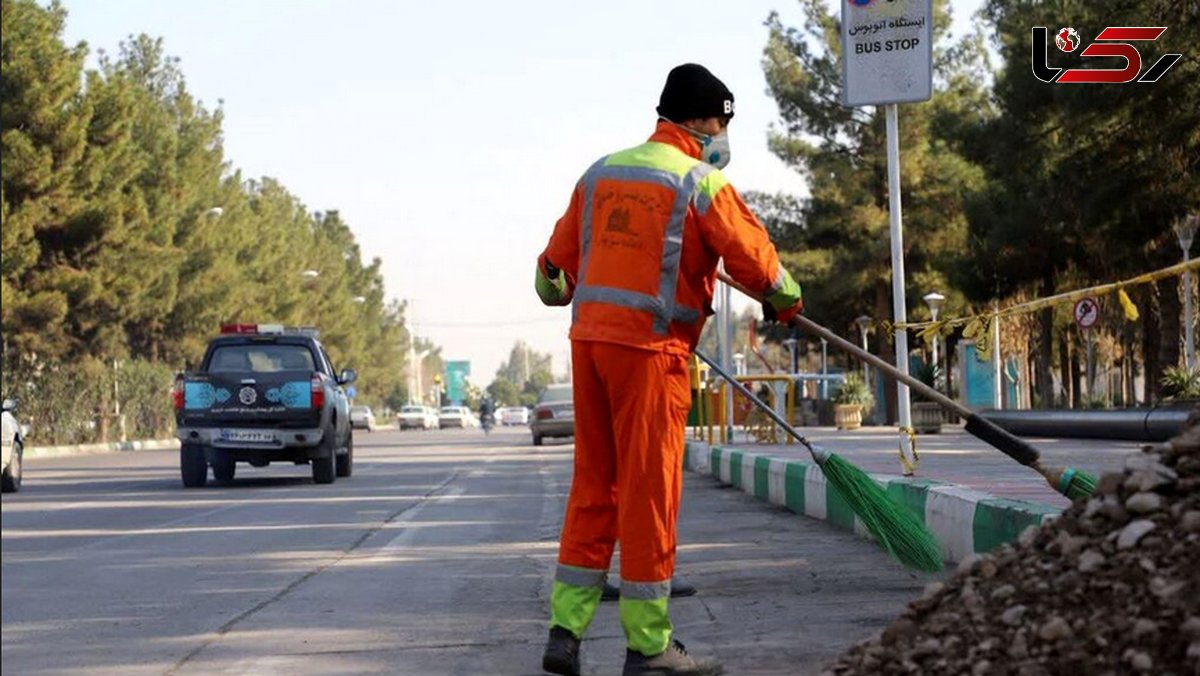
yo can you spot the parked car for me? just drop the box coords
[531,384,574,446]
[2,398,27,493]
[437,406,474,429]
[349,405,376,432]
[498,406,531,426]
[397,405,438,430]
[173,323,355,487]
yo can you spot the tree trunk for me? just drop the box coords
[1035,269,1055,408]
[1059,327,1073,408]
[875,279,896,424]
[1143,284,1160,404]
[1069,333,1083,408]
[1156,277,1181,398]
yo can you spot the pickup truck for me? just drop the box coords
[173,324,356,487]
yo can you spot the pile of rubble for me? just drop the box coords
[826,412,1200,675]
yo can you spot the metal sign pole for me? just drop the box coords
[885,104,913,434]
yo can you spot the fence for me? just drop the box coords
[1,356,176,446]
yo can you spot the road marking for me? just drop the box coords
[166,472,460,675]
[374,485,465,556]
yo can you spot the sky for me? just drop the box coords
[60,0,984,383]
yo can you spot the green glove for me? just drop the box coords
[535,260,572,306]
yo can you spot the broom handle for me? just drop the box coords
[716,270,1043,466]
[717,271,968,415]
[694,349,820,457]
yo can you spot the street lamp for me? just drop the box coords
[302,269,320,280]
[733,352,745,376]
[855,315,872,383]
[922,292,946,369]
[352,296,367,304]
[205,206,224,219]
[781,338,798,375]
[1176,214,1197,370]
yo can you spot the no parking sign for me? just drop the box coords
[1074,297,1100,330]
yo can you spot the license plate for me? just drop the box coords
[560,408,574,418]
[220,429,276,443]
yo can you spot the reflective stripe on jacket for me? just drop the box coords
[538,120,801,355]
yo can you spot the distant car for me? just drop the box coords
[437,406,474,429]
[397,405,438,430]
[349,405,376,432]
[531,384,574,446]
[498,406,531,426]
[2,398,26,493]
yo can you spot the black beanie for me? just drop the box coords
[656,63,735,122]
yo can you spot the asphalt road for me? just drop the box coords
[2,428,933,675]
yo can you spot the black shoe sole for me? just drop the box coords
[543,653,580,676]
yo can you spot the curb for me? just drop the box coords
[26,439,181,459]
[684,442,1061,564]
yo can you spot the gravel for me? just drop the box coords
[823,409,1200,675]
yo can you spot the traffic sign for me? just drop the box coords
[1074,297,1100,330]
[346,385,357,399]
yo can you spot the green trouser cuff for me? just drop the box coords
[550,581,602,638]
[619,597,672,656]
[766,266,803,310]
[535,266,571,306]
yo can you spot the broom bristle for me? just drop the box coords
[820,453,944,572]
[1064,469,1098,500]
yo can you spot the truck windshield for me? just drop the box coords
[209,345,315,373]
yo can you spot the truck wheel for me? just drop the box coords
[181,443,208,488]
[312,431,336,484]
[212,455,236,483]
[1,441,22,493]
[532,434,543,446]
[336,433,353,478]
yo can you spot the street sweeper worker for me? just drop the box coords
[534,63,803,676]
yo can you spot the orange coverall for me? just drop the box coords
[536,120,803,656]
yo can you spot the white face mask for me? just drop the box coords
[660,117,732,169]
[693,129,731,169]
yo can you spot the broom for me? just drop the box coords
[696,349,944,572]
[717,270,1097,501]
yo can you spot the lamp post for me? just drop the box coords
[820,337,829,400]
[922,292,945,371]
[781,337,798,375]
[855,315,872,384]
[1176,214,1197,370]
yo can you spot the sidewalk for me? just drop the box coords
[694,424,1138,506]
[684,425,1141,563]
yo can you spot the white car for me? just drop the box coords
[498,406,531,426]
[2,398,27,493]
[397,405,438,430]
[349,405,376,432]
[437,406,475,429]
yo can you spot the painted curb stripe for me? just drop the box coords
[784,462,807,515]
[925,484,993,562]
[972,497,1061,553]
[754,457,772,500]
[684,441,1064,563]
[803,464,827,521]
[768,459,788,506]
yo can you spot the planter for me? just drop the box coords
[834,404,863,431]
[912,402,944,434]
